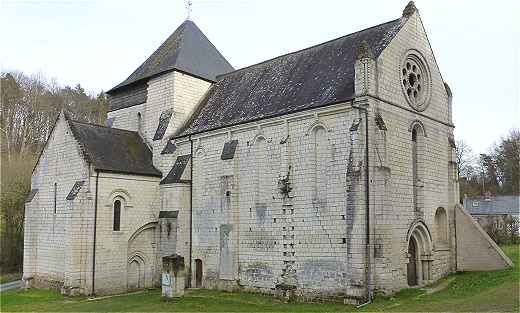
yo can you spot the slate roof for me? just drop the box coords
[108,20,234,93]
[68,119,162,177]
[159,211,179,218]
[26,189,38,203]
[465,196,520,216]
[153,109,173,140]
[221,140,238,160]
[105,117,115,128]
[175,17,405,138]
[161,139,177,155]
[66,181,85,200]
[160,155,191,184]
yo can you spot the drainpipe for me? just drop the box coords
[188,137,193,288]
[352,102,372,307]
[454,200,458,272]
[91,169,99,296]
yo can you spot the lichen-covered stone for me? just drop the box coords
[402,1,417,18]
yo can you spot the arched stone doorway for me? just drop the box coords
[127,255,145,290]
[407,237,418,286]
[406,220,433,286]
[127,222,157,290]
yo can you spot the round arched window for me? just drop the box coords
[400,51,431,111]
[113,199,121,231]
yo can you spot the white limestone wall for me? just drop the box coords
[368,10,456,291]
[160,184,191,272]
[99,71,210,293]
[24,113,91,290]
[107,103,145,132]
[61,187,95,295]
[157,140,193,283]
[144,71,175,144]
[146,71,211,167]
[455,205,513,271]
[181,103,367,299]
[89,172,160,295]
[155,72,212,171]
[376,12,450,123]
[367,99,455,291]
[146,71,212,143]
[169,71,212,137]
[106,71,211,174]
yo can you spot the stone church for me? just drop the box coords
[23,2,512,302]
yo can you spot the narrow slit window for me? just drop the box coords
[53,182,57,214]
[412,128,418,211]
[137,112,142,134]
[113,200,121,231]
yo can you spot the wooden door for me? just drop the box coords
[407,238,418,286]
[195,259,203,288]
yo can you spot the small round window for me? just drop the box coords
[400,51,431,111]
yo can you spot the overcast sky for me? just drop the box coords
[1,0,519,153]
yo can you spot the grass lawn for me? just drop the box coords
[0,272,22,284]
[1,245,518,312]
[363,244,519,312]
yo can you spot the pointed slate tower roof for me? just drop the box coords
[108,20,234,93]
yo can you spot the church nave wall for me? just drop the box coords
[185,103,368,299]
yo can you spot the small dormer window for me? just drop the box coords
[472,201,479,207]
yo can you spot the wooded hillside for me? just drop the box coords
[0,71,107,273]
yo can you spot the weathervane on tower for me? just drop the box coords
[185,0,193,20]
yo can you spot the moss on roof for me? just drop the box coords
[68,120,161,177]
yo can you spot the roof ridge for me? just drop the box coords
[70,119,140,134]
[216,17,402,80]
[176,16,406,138]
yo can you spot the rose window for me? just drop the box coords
[400,52,430,111]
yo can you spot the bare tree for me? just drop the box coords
[491,129,520,195]
[455,139,477,178]
[1,69,107,272]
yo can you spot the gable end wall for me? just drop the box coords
[24,114,92,292]
[368,11,457,291]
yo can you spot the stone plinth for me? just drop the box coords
[162,254,185,298]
